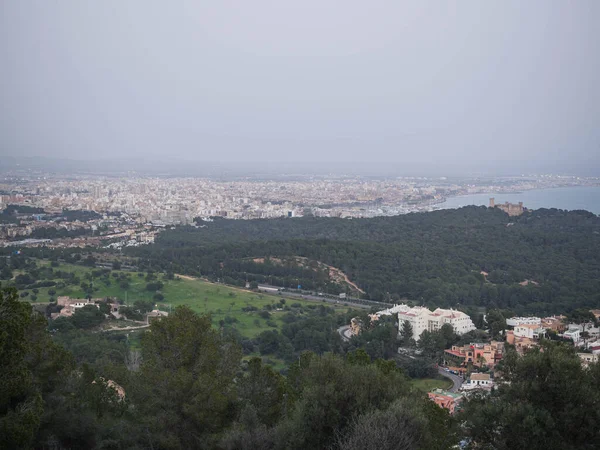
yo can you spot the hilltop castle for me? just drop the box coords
[489,198,524,216]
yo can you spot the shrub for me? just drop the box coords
[242,305,258,312]
[146,281,164,292]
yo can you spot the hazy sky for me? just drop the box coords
[1,1,599,175]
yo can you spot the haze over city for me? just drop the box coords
[1,1,599,176]
[3,3,600,450]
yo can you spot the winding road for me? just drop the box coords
[438,368,463,392]
[337,325,353,342]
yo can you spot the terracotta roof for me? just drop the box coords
[517,324,540,329]
[470,373,491,381]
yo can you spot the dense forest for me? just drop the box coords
[0,288,456,450]
[129,207,600,315]
[2,287,600,450]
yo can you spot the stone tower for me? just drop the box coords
[489,198,495,208]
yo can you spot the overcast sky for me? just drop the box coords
[1,1,599,175]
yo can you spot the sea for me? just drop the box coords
[439,186,600,215]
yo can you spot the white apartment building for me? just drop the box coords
[397,306,476,342]
[513,324,545,339]
[434,308,477,334]
[506,317,541,327]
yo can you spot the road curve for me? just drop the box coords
[438,368,463,393]
[337,325,353,342]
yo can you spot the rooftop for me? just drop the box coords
[517,324,542,329]
[470,373,491,381]
[430,389,463,399]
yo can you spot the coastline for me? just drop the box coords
[436,185,600,215]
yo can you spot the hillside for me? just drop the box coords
[129,206,600,315]
[2,261,352,339]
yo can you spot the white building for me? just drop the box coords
[563,328,581,343]
[462,373,494,390]
[513,324,545,339]
[396,306,476,342]
[506,317,541,327]
[398,306,432,341]
[566,323,600,339]
[434,308,476,335]
[374,304,413,317]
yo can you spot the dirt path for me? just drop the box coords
[175,273,197,281]
[328,266,365,294]
[246,256,366,294]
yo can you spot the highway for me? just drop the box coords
[438,368,463,392]
[257,285,375,310]
[102,323,150,332]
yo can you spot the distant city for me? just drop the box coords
[1,168,599,248]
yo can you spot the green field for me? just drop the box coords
[410,377,453,392]
[17,261,354,338]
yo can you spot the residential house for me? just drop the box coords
[444,341,503,369]
[462,373,494,391]
[506,317,541,327]
[52,296,101,319]
[541,316,567,333]
[146,309,169,323]
[569,323,600,339]
[428,389,464,414]
[563,327,581,343]
[513,324,545,339]
[505,330,538,354]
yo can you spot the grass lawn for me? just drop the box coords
[410,376,453,392]
[19,261,355,339]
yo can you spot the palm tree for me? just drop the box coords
[476,355,486,368]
